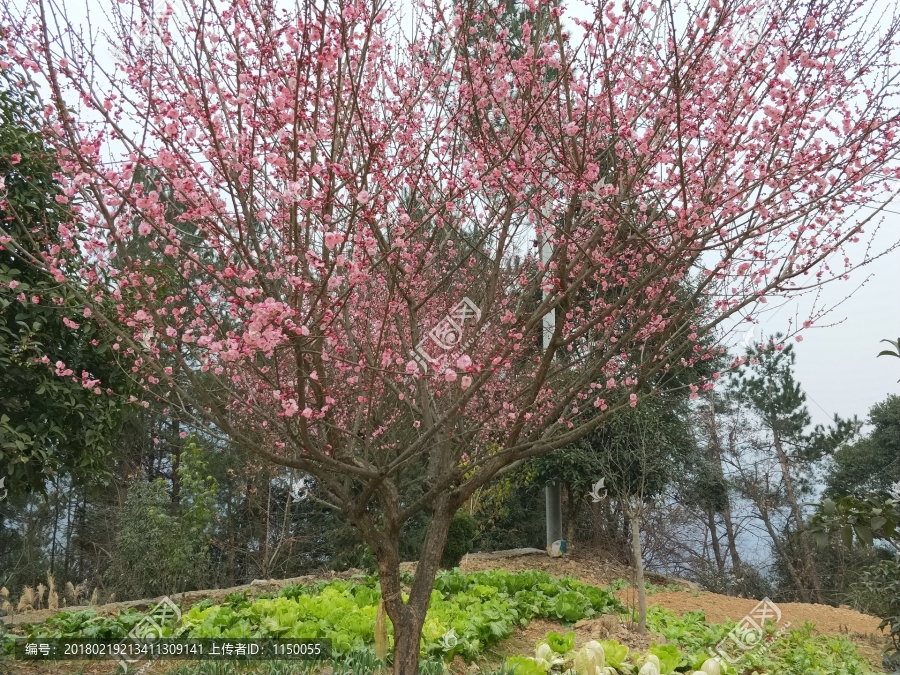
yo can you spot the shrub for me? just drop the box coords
[441,511,477,569]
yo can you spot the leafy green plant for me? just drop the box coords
[12,569,622,666]
[544,630,574,655]
[598,640,628,669]
[506,655,548,675]
[809,494,900,549]
[105,440,218,598]
[441,510,478,568]
[647,644,682,673]
[810,491,900,662]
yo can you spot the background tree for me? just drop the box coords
[825,395,900,500]
[682,389,745,593]
[589,396,695,632]
[3,0,900,671]
[733,337,856,603]
[0,73,129,500]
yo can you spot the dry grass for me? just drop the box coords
[17,585,35,612]
[65,581,84,605]
[47,571,59,611]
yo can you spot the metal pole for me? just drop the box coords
[546,483,563,546]
[541,233,563,551]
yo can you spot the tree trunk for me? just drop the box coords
[592,500,602,547]
[706,390,742,585]
[722,505,743,590]
[771,429,824,604]
[757,502,809,602]
[565,486,579,548]
[261,477,272,578]
[50,476,60,575]
[63,492,74,582]
[372,499,454,675]
[171,418,182,505]
[706,506,724,575]
[629,507,647,634]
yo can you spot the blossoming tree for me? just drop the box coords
[2,0,900,669]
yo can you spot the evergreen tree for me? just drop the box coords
[0,74,129,499]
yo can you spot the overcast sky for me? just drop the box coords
[780,237,900,429]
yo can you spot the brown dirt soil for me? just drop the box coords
[621,589,883,636]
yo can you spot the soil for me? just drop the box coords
[2,548,893,674]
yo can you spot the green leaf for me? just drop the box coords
[545,630,574,654]
[853,525,874,547]
[506,655,547,675]
[649,643,683,674]
[840,524,854,549]
[599,640,629,669]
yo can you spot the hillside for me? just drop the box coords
[1,549,892,674]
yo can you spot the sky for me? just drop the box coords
[720,222,900,430]
[783,240,900,429]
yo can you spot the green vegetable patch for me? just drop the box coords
[4,569,622,666]
[494,607,880,675]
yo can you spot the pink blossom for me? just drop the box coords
[20,0,900,612]
[324,232,345,250]
[8,280,18,289]
[282,398,299,417]
[10,154,20,164]
[795,334,803,342]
